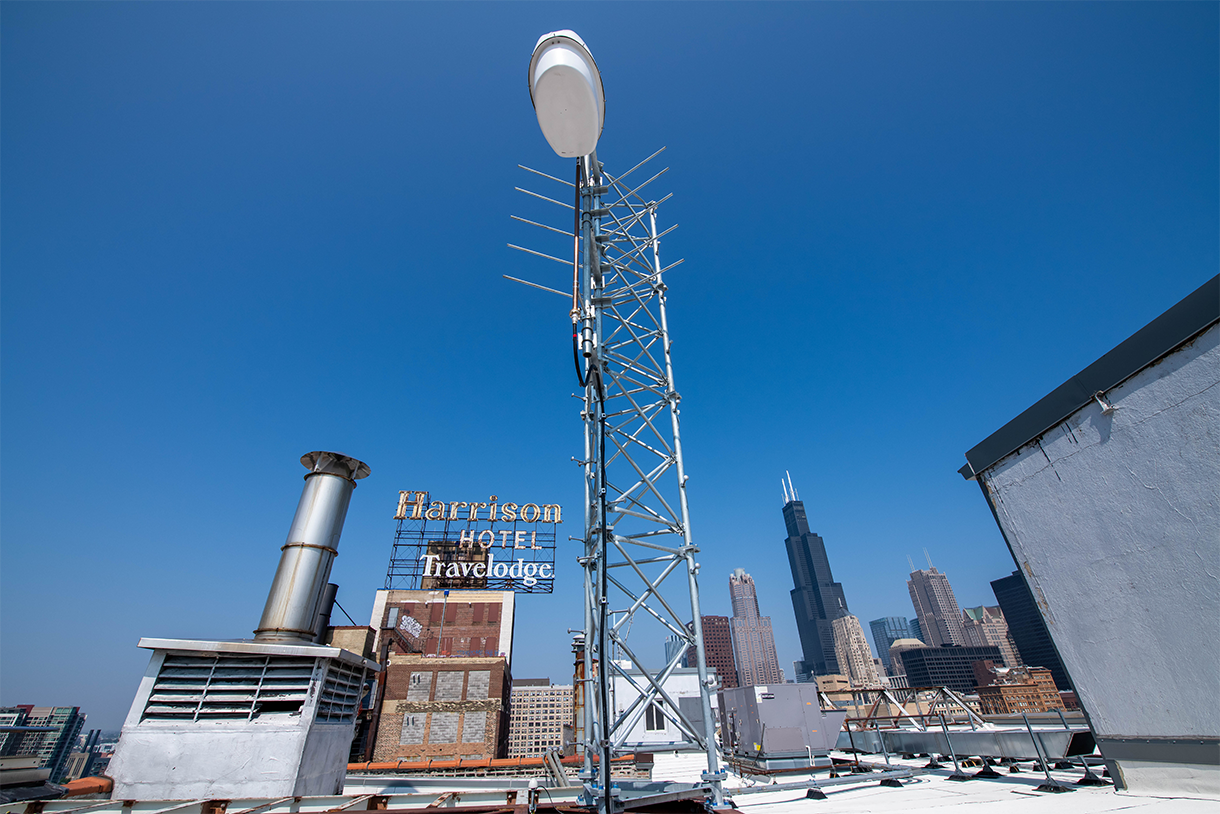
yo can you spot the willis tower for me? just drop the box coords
[781,474,850,680]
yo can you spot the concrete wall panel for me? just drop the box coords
[399,713,424,745]
[462,711,487,744]
[428,712,459,744]
[467,671,490,700]
[435,672,464,701]
[979,325,1219,794]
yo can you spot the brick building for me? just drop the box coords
[370,589,515,660]
[372,654,510,761]
[684,616,738,689]
[367,589,516,762]
[973,661,1064,715]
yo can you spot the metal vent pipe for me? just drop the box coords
[254,451,370,643]
[312,583,339,644]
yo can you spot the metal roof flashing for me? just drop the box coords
[138,636,381,672]
[960,275,1219,480]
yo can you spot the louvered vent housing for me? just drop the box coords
[317,660,365,723]
[143,655,315,722]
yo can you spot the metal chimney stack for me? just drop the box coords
[254,451,370,643]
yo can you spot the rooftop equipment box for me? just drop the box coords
[109,639,376,800]
[718,684,846,759]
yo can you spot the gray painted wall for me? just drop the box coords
[978,324,1218,796]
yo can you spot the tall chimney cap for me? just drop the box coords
[300,450,371,482]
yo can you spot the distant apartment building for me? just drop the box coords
[815,674,854,707]
[887,639,926,679]
[686,616,738,689]
[60,729,103,782]
[907,566,967,646]
[869,616,911,672]
[729,569,783,686]
[0,707,26,754]
[506,680,573,757]
[961,605,1020,667]
[973,662,1064,715]
[62,751,92,782]
[831,615,880,687]
[368,589,515,761]
[0,706,86,783]
[882,672,911,691]
[990,571,1073,691]
[898,645,1004,693]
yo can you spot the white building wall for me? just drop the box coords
[609,667,709,749]
[978,323,1219,797]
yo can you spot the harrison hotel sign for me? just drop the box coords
[388,491,561,594]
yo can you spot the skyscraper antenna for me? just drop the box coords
[786,470,797,501]
[781,478,789,504]
[907,555,915,572]
[924,548,933,569]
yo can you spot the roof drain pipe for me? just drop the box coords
[254,451,371,643]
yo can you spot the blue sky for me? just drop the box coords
[2,3,1215,731]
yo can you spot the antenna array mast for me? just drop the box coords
[510,147,723,810]
[514,32,722,812]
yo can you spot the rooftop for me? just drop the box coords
[651,751,1215,813]
[8,749,1214,814]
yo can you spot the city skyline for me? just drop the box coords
[3,3,1214,729]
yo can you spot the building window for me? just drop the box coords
[645,704,665,732]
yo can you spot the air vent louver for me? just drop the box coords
[142,655,314,722]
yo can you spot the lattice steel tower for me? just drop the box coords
[510,30,724,812]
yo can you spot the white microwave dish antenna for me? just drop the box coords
[528,30,605,158]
